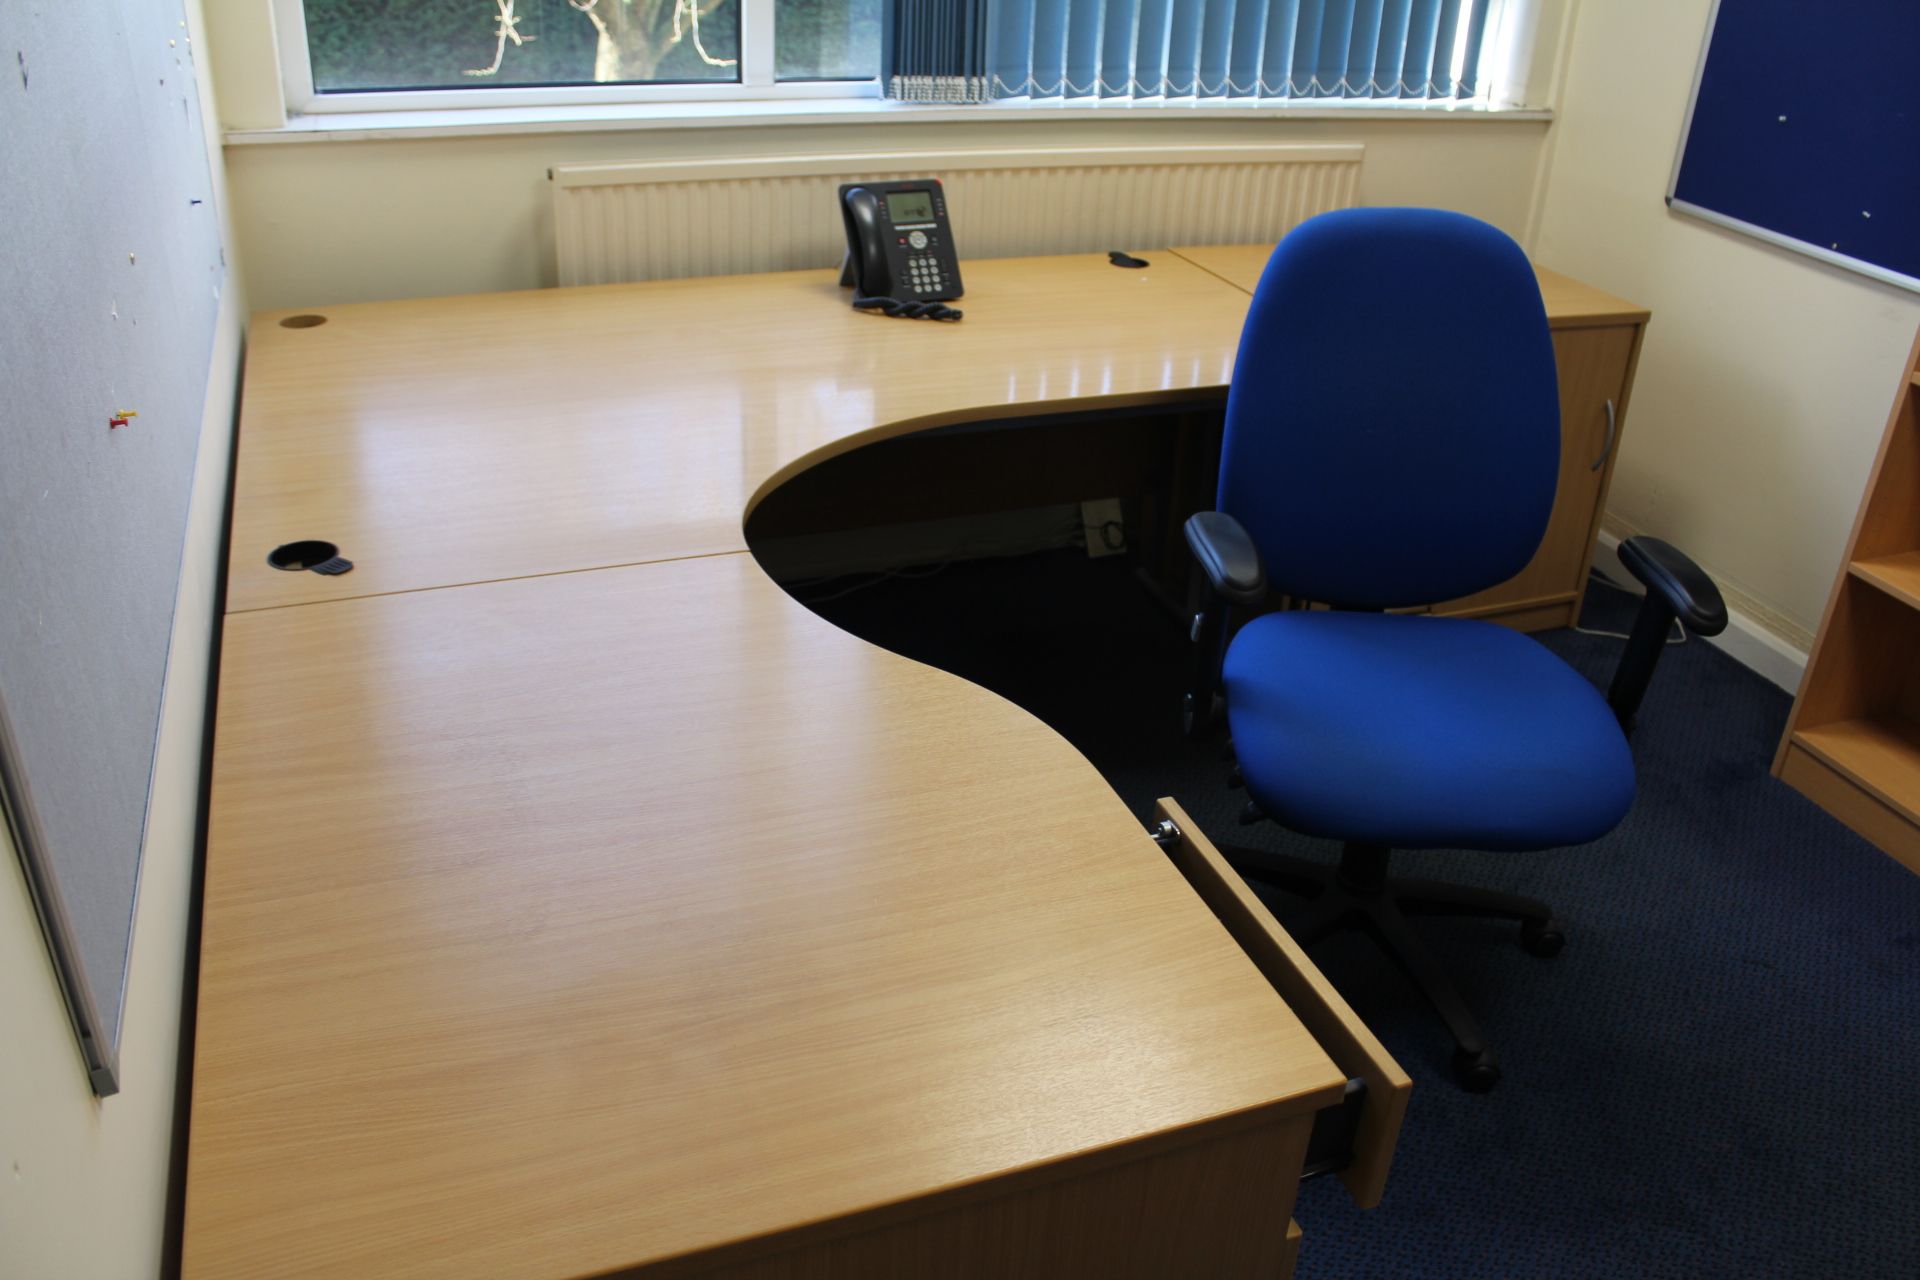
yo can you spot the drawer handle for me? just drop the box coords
[1302,1077,1370,1183]
[1590,398,1617,472]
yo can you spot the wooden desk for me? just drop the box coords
[1168,243,1651,328]
[226,255,1248,614]
[187,554,1355,1278]
[188,249,1641,1277]
[190,254,1406,1280]
[1169,245,1652,631]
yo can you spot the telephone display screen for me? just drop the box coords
[885,190,936,224]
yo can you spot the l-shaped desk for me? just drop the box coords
[183,249,1647,1278]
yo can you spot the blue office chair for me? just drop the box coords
[1183,208,1727,1091]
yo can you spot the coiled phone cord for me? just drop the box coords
[851,291,963,322]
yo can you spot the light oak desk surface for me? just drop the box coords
[226,253,1250,614]
[1168,243,1649,328]
[187,553,1344,1279]
[188,254,1361,1280]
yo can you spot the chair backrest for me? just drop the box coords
[1218,208,1560,610]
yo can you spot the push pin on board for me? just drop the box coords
[109,410,137,429]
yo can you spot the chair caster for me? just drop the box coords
[1453,1047,1502,1093]
[1520,917,1566,958]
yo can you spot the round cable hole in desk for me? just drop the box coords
[268,540,353,575]
[280,314,328,329]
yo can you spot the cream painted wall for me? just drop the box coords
[1533,0,1920,644]
[203,0,283,131]
[211,0,1577,310]
[0,1,243,1276]
[224,114,1556,310]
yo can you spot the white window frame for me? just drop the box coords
[270,0,1544,119]
[274,0,880,115]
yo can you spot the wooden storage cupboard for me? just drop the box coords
[1774,325,1920,873]
[1432,278,1650,630]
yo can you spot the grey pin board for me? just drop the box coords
[1,2,224,1094]
[1668,1,1920,294]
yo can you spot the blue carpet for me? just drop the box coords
[805,550,1920,1279]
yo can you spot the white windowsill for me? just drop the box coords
[224,95,1553,145]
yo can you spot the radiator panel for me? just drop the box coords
[551,145,1363,287]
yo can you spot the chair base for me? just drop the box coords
[1219,841,1564,1093]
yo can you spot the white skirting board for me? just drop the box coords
[1590,530,1807,694]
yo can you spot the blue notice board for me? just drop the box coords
[1668,0,1919,293]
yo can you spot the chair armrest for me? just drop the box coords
[1184,511,1267,606]
[1606,536,1727,733]
[1616,536,1728,636]
[1180,512,1265,737]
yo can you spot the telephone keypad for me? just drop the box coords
[905,252,947,295]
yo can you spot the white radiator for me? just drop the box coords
[550,144,1362,287]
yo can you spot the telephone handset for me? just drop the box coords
[838,180,964,322]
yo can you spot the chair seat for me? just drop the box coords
[1223,611,1635,852]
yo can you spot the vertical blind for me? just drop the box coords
[885,1,1491,102]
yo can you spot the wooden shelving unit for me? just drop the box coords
[1849,552,1920,610]
[1774,325,1920,873]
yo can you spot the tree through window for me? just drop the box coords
[296,0,881,94]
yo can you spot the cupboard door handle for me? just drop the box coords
[1590,399,1617,472]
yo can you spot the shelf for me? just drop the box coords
[1777,326,1920,872]
[1849,552,1920,610]
[1793,715,1920,827]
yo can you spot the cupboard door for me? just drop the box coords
[1154,798,1411,1211]
[1433,324,1640,629]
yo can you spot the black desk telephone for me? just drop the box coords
[839,180,964,322]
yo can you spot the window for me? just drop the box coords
[894,0,1496,103]
[780,0,884,79]
[279,0,884,109]
[275,0,1516,113]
